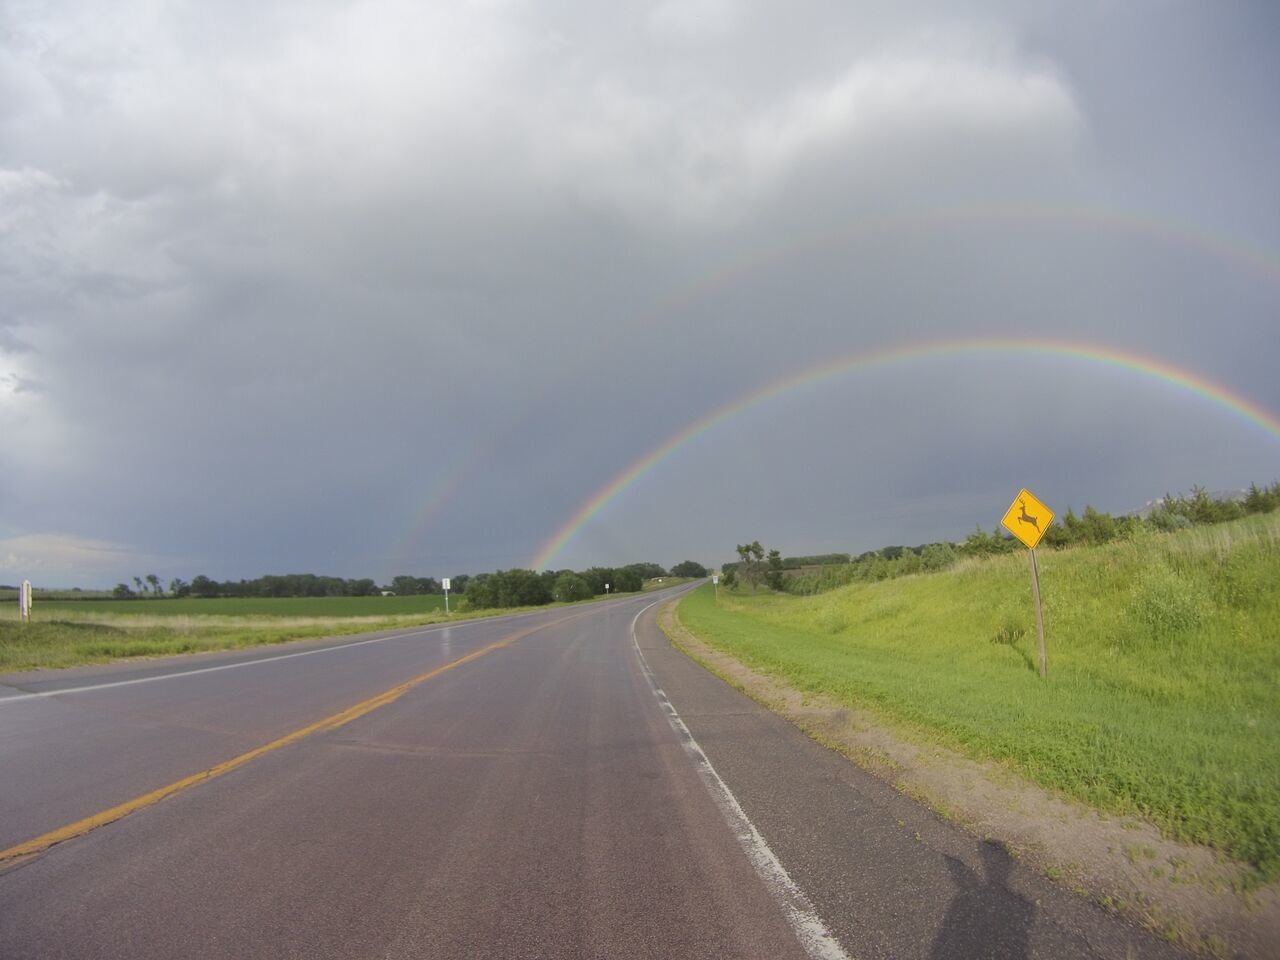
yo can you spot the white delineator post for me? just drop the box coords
[19,580,33,623]
[442,578,450,614]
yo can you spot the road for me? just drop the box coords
[0,588,1189,959]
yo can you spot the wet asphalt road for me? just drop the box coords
[0,589,1190,959]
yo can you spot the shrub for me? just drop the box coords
[1127,563,1211,637]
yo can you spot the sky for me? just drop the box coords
[2,0,1279,587]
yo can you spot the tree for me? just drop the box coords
[782,553,850,568]
[960,525,1013,558]
[112,582,134,599]
[624,562,667,581]
[765,549,785,590]
[670,560,707,578]
[1243,481,1280,515]
[1040,519,1070,549]
[462,574,495,609]
[919,543,957,572]
[581,567,615,595]
[133,576,145,595]
[504,569,550,605]
[612,568,643,593]
[896,548,922,576]
[735,541,765,591]
[1081,505,1116,545]
[168,578,191,598]
[390,575,421,596]
[539,569,561,597]
[190,575,218,598]
[257,575,289,597]
[461,570,552,609]
[553,572,592,603]
[1188,485,1216,524]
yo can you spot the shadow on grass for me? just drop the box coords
[990,623,1038,674]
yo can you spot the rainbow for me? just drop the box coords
[528,338,1280,570]
[387,203,1280,575]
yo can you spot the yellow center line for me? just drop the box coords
[0,610,588,868]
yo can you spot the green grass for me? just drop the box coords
[677,513,1280,881]
[0,595,549,672]
[0,619,349,670]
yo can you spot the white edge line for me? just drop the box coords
[0,601,629,705]
[629,600,853,960]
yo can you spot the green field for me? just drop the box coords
[0,594,518,673]
[676,513,1280,881]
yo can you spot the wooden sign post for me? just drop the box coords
[1028,550,1046,678]
[1001,489,1055,678]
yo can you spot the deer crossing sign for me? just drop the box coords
[1001,488,1055,551]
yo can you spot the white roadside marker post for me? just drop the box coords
[442,578,450,615]
[19,579,32,623]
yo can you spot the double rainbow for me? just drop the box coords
[528,338,1280,570]
[383,203,1280,575]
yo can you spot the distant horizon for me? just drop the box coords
[7,478,1269,593]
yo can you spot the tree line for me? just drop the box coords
[722,481,1280,598]
[457,561,705,609]
[107,560,710,608]
[113,573,390,599]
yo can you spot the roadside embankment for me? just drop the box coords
[666,514,1280,956]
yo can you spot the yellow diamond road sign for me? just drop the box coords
[1001,488,1055,550]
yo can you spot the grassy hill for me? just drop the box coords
[677,513,1280,881]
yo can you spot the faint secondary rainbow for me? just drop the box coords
[528,338,1280,570]
[632,204,1280,332]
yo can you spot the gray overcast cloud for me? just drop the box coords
[2,1,1278,585]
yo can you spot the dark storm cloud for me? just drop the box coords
[1,1,1277,584]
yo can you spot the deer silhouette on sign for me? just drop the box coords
[1017,499,1039,531]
